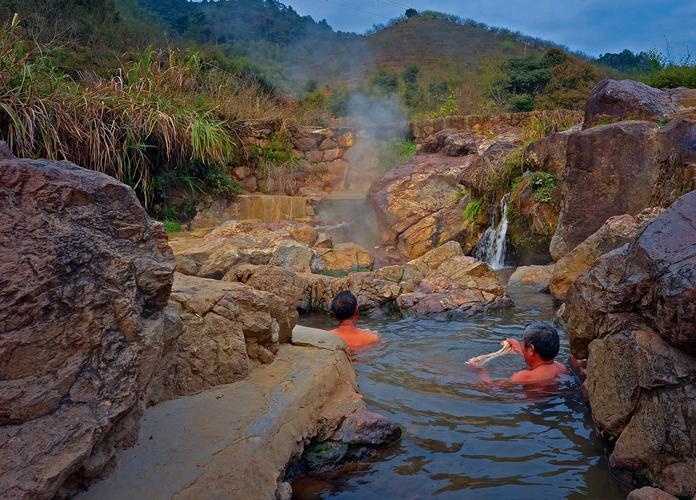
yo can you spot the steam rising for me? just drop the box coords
[316,90,409,253]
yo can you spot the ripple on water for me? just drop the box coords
[292,287,627,499]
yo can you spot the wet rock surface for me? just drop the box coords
[565,190,696,496]
[0,155,175,499]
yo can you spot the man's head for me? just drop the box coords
[522,321,560,362]
[331,290,358,321]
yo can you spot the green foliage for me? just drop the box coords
[405,8,419,19]
[597,49,656,74]
[529,172,557,203]
[372,69,399,94]
[203,165,243,197]
[0,23,290,207]
[162,220,183,233]
[491,49,602,112]
[640,56,696,89]
[485,144,531,201]
[375,138,417,170]
[329,87,350,117]
[463,197,484,221]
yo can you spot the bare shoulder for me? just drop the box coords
[510,369,533,383]
[554,361,569,374]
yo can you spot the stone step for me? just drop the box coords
[77,342,359,500]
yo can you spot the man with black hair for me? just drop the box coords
[472,321,568,385]
[329,291,379,348]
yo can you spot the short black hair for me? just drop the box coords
[522,321,560,360]
[331,290,357,320]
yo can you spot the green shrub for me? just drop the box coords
[162,220,183,233]
[463,197,484,221]
[530,171,557,203]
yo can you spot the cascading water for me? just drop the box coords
[474,193,510,270]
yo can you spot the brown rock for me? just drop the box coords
[627,487,678,500]
[288,224,319,246]
[312,243,374,275]
[306,150,323,162]
[238,175,258,192]
[549,214,641,301]
[337,131,355,148]
[368,154,478,258]
[174,220,313,279]
[565,191,696,495]
[508,264,554,291]
[420,129,481,156]
[233,166,254,180]
[331,409,401,446]
[294,136,318,152]
[524,130,573,178]
[319,138,338,151]
[0,158,174,498]
[322,148,343,162]
[583,79,683,129]
[550,119,696,259]
[408,240,463,272]
[270,243,315,272]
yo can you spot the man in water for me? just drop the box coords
[472,321,568,386]
[329,290,379,348]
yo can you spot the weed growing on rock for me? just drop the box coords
[530,172,557,203]
[463,197,484,221]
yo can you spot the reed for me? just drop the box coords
[0,21,296,205]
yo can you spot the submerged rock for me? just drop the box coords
[0,154,175,498]
[565,190,696,496]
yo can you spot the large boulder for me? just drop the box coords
[550,118,696,260]
[311,242,374,275]
[368,153,476,258]
[172,220,318,278]
[369,131,522,259]
[583,79,691,129]
[147,273,298,405]
[564,191,696,496]
[0,154,175,498]
[549,214,642,301]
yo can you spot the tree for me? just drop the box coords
[405,8,418,18]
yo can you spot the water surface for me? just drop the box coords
[292,282,627,499]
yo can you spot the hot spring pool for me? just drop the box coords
[291,281,628,499]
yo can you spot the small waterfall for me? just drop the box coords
[474,193,510,270]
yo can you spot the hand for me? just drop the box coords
[507,338,522,354]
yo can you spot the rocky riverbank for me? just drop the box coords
[0,149,399,499]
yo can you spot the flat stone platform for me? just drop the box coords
[78,335,357,500]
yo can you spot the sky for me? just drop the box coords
[283,0,695,59]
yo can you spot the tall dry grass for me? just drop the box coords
[0,19,297,205]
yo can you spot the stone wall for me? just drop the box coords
[411,110,583,148]
[238,122,357,198]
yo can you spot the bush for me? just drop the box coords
[463,197,484,221]
[530,171,557,203]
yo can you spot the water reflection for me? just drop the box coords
[292,285,627,499]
